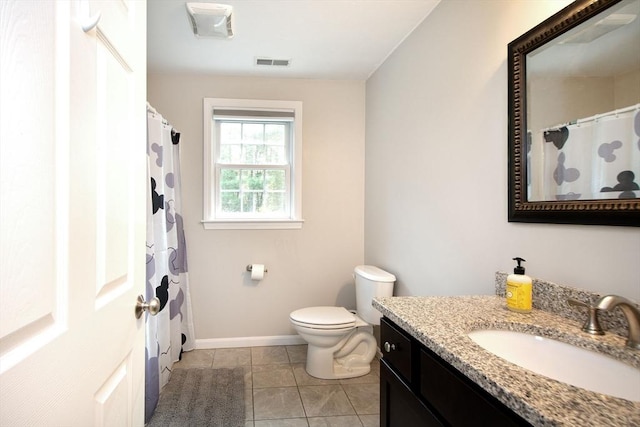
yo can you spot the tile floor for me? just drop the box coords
[174,345,380,427]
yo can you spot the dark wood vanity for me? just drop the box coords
[379,317,531,427]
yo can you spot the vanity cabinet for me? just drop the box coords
[380,317,531,427]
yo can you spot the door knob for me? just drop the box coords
[384,342,396,353]
[135,295,160,319]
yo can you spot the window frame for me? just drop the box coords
[202,98,303,230]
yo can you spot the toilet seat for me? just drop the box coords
[290,306,356,330]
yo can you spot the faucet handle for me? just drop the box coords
[568,298,605,335]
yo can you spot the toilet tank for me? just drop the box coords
[354,265,396,325]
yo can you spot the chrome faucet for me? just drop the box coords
[593,295,640,350]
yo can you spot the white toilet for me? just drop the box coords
[289,265,396,379]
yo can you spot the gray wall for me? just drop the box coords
[148,75,366,344]
[365,0,640,299]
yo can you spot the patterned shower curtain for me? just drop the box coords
[145,105,195,422]
[538,104,640,201]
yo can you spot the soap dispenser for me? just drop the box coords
[506,257,532,313]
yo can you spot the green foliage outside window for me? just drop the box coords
[220,169,286,213]
[219,122,286,165]
[218,120,289,215]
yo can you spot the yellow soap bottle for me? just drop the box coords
[506,257,532,313]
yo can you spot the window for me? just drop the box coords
[202,98,303,229]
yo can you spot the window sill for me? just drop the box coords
[201,219,304,230]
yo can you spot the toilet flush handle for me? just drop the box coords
[383,342,396,353]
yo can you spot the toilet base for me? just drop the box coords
[304,329,377,380]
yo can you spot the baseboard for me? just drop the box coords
[195,334,306,349]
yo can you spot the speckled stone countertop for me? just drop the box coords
[373,289,640,426]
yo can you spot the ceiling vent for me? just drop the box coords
[560,13,636,44]
[255,57,291,67]
[186,3,233,38]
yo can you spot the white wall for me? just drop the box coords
[365,0,640,300]
[529,71,640,132]
[148,75,366,343]
[529,76,614,132]
[615,69,640,107]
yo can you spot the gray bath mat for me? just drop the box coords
[147,367,245,427]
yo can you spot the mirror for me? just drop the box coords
[508,0,639,226]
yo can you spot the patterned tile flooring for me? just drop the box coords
[174,345,380,427]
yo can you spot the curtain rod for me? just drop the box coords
[576,103,639,125]
[543,103,639,132]
[146,102,177,130]
[146,102,158,115]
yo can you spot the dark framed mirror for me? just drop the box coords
[508,0,640,226]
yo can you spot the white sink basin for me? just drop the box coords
[468,329,640,402]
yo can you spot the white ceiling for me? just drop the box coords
[147,0,440,79]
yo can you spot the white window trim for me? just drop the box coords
[202,98,303,230]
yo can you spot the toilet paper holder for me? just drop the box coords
[246,264,268,273]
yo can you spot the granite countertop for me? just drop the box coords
[373,295,640,427]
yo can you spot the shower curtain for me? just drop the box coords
[539,104,640,200]
[145,104,195,422]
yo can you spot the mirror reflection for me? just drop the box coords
[526,0,640,202]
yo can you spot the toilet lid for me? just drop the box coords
[290,306,356,328]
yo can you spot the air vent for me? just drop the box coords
[255,57,291,67]
[559,13,636,44]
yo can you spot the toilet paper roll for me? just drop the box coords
[250,264,265,281]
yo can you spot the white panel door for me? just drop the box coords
[0,0,147,425]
